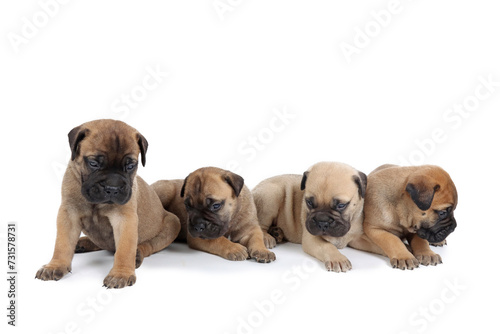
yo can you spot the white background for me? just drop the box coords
[1,1,499,333]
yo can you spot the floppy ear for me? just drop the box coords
[353,171,368,199]
[223,171,244,197]
[68,125,88,161]
[137,132,148,167]
[300,171,309,191]
[405,175,440,211]
[180,175,188,198]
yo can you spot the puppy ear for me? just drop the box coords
[180,175,188,198]
[137,132,148,167]
[405,175,440,211]
[68,125,88,161]
[300,171,309,191]
[224,171,244,197]
[353,171,368,199]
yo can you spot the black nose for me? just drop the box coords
[193,222,206,232]
[104,185,121,197]
[317,221,330,231]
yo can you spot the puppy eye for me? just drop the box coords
[88,159,99,169]
[125,163,137,172]
[305,198,314,209]
[437,210,448,219]
[337,203,347,211]
[184,200,193,209]
[211,203,222,212]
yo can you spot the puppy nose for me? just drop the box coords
[104,185,120,196]
[317,221,330,231]
[193,222,206,232]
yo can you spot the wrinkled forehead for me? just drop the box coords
[306,171,357,204]
[187,174,233,203]
[80,131,139,160]
[433,182,458,210]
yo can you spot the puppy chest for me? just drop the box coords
[80,214,116,251]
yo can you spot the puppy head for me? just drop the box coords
[404,166,458,243]
[300,162,367,238]
[180,167,244,239]
[68,119,148,205]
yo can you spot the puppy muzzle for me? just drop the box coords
[305,212,350,237]
[417,218,457,243]
[188,217,228,239]
[82,173,131,205]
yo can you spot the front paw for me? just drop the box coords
[222,243,248,261]
[324,255,352,273]
[430,239,447,247]
[415,251,442,266]
[249,248,276,263]
[35,263,71,281]
[390,255,420,270]
[263,232,277,249]
[103,269,136,289]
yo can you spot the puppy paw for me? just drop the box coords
[390,256,420,270]
[103,269,136,289]
[75,236,100,253]
[223,243,248,261]
[268,226,285,244]
[35,264,71,281]
[415,251,442,266]
[263,232,277,249]
[249,248,276,263]
[430,239,447,247]
[135,249,144,269]
[324,256,352,273]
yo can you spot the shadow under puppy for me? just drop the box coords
[35,119,181,288]
[152,167,276,263]
[363,164,458,270]
[252,161,382,272]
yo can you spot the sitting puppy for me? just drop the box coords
[252,162,380,272]
[35,119,181,288]
[152,167,275,263]
[363,164,458,270]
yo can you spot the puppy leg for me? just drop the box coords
[408,234,442,266]
[103,211,138,289]
[348,234,386,256]
[238,225,276,263]
[302,232,351,272]
[253,187,281,249]
[75,236,101,253]
[187,234,248,261]
[364,225,419,270]
[136,211,181,268]
[36,206,81,281]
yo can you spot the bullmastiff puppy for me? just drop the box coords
[152,167,276,263]
[363,164,458,270]
[252,162,380,272]
[35,119,180,288]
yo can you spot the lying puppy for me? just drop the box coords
[152,167,275,263]
[363,164,458,270]
[252,162,380,272]
[35,119,180,288]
